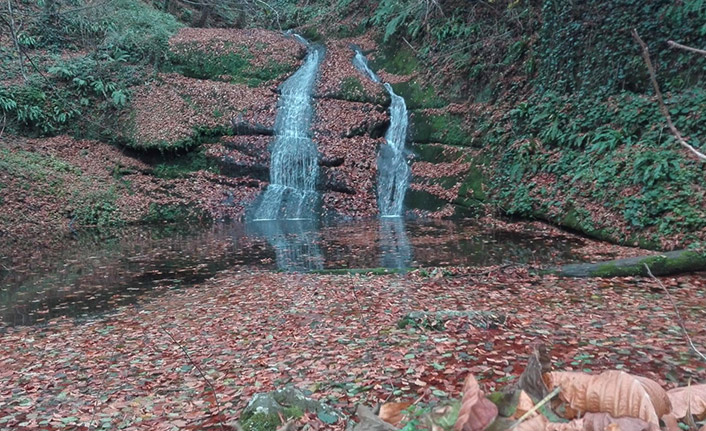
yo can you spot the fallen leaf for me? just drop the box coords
[666,384,706,420]
[454,374,498,431]
[543,370,671,425]
[379,402,412,426]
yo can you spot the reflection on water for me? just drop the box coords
[0,218,585,326]
[379,218,412,269]
[247,219,324,272]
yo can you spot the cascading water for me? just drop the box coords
[252,35,324,221]
[352,49,410,217]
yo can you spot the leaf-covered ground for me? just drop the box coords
[1,266,704,430]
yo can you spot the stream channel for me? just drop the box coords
[0,218,587,327]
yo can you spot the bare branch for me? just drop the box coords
[5,0,27,81]
[161,324,226,431]
[632,29,706,162]
[644,263,706,362]
[667,40,706,56]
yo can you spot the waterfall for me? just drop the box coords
[352,49,410,217]
[252,36,324,221]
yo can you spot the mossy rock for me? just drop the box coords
[167,48,297,87]
[553,250,706,278]
[240,386,342,431]
[404,188,448,212]
[369,44,419,76]
[457,163,487,207]
[391,80,446,110]
[410,111,471,146]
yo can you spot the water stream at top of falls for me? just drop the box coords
[352,49,410,217]
[252,35,324,221]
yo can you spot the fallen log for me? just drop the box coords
[553,249,706,278]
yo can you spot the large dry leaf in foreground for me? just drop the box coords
[516,412,654,431]
[379,402,412,426]
[543,370,671,425]
[582,412,655,431]
[667,384,706,420]
[454,374,498,431]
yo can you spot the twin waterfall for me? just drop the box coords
[248,37,412,270]
[352,49,410,217]
[252,36,324,221]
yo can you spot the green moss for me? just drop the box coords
[456,164,487,208]
[590,251,706,277]
[404,189,448,212]
[370,44,419,76]
[410,112,470,146]
[391,81,446,109]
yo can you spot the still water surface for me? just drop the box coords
[1,218,584,326]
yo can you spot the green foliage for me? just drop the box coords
[538,0,706,95]
[94,0,183,63]
[72,188,122,227]
[497,89,706,239]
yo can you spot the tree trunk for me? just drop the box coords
[552,250,706,278]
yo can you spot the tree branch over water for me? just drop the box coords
[632,29,706,162]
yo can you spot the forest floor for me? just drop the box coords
[1,266,705,430]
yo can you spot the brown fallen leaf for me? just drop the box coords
[379,402,412,427]
[514,391,536,419]
[583,412,655,431]
[667,384,706,420]
[454,374,498,431]
[543,370,671,425]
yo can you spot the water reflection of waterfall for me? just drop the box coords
[252,35,324,221]
[379,217,412,269]
[248,220,324,272]
[352,49,410,217]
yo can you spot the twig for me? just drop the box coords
[161,324,226,431]
[632,30,706,162]
[667,40,706,57]
[644,263,706,362]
